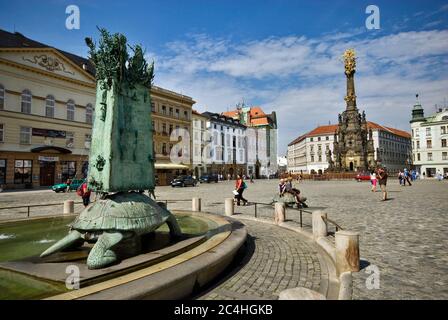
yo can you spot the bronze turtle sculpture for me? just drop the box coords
[40,192,181,269]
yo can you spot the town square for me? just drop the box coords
[0,0,447,306]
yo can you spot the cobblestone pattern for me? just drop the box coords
[197,220,322,300]
[2,179,447,299]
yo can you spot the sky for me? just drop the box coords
[1,0,447,155]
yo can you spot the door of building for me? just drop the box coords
[40,161,55,186]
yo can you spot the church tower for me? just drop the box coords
[332,49,375,172]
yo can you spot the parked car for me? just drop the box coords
[51,178,85,193]
[355,172,371,182]
[170,176,197,187]
[199,174,219,183]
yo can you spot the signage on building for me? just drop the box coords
[38,156,59,162]
[32,128,66,138]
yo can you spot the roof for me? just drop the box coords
[0,29,95,76]
[222,106,276,127]
[288,121,411,146]
[202,111,247,129]
[222,110,239,118]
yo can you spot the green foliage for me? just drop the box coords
[85,28,154,90]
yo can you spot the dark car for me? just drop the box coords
[171,175,197,187]
[355,172,371,182]
[199,174,219,183]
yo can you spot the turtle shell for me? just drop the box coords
[71,192,171,234]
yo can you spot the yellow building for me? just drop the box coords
[0,29,195,189]
[151,86,195,185]
[0,30,96,189]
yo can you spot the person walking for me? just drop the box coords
[403,168,412,186]
[377,167,388,201]
[234,175,248,206]
[370,171,377,192]
[65,178,72,193]
[398,170,404,186]
[78,180,92,207]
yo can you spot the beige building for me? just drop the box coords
[151,86,195,185]
[0,29,196,189]
[0,30,96,189]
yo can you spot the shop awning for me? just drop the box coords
[155,163,190,170]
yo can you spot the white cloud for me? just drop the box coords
[152,29,448,155]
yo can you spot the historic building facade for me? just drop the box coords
[150,86,195,186]
[0,29,196,188]
[222,105,278,178]
[410,97,448,178]
[191,110,208,178]
[0,29,96,189]
[287,122,411,174]
[332,49,375,172]
[202,112,247,177]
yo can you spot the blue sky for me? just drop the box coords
[1,0,447,154]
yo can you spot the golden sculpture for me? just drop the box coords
[343,48,356,75]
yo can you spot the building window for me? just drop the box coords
[162,143,167,156]
[318,155,322,162]
[66,132,74,148]
[169,124,173,135]
[326,136,329,141]
[442,139,447,148]
[239,149,243,162]
[61,161,76,182]
[427,139,432,149]
[67,100,75,121]
[151,102,155,112]
[84,134,91,149]
[318,137,321,141]
[441,126,446,135]
[310,137,313,142]
[45,95,55,118]
[0,84,4,110]
[416,141,420,149]
[184,110,188,120]
[20,127,31,144]
[0,159,6,185]
[162,123,167,134]
[417,153,420,161]
[21,89,32,114]
[415,128,419,137]
[14,160,32,184]
[427,153,433,161]
[86,104,93,124]
[162,105,166,115]
[311,155,315,162]
[426,127,431,137]
[169,107,173,117]
[443,152,448,160]
[175,109,180,118]
[0,123,3,142]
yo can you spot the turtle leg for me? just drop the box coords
[87,232,123,269]
[40,230,83,258]
[166,215,182,238]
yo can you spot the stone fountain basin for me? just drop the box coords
[0,210,246,300]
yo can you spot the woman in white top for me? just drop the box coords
[370,171,377,192]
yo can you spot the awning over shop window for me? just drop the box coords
[155,163,190,170]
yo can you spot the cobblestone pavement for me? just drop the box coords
[1,178,447,299]
[196,220,323,300]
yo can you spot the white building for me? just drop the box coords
[287,122,411,174]
[202,112,247,177]
[191,110,208,178]
[410,99,448,178]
